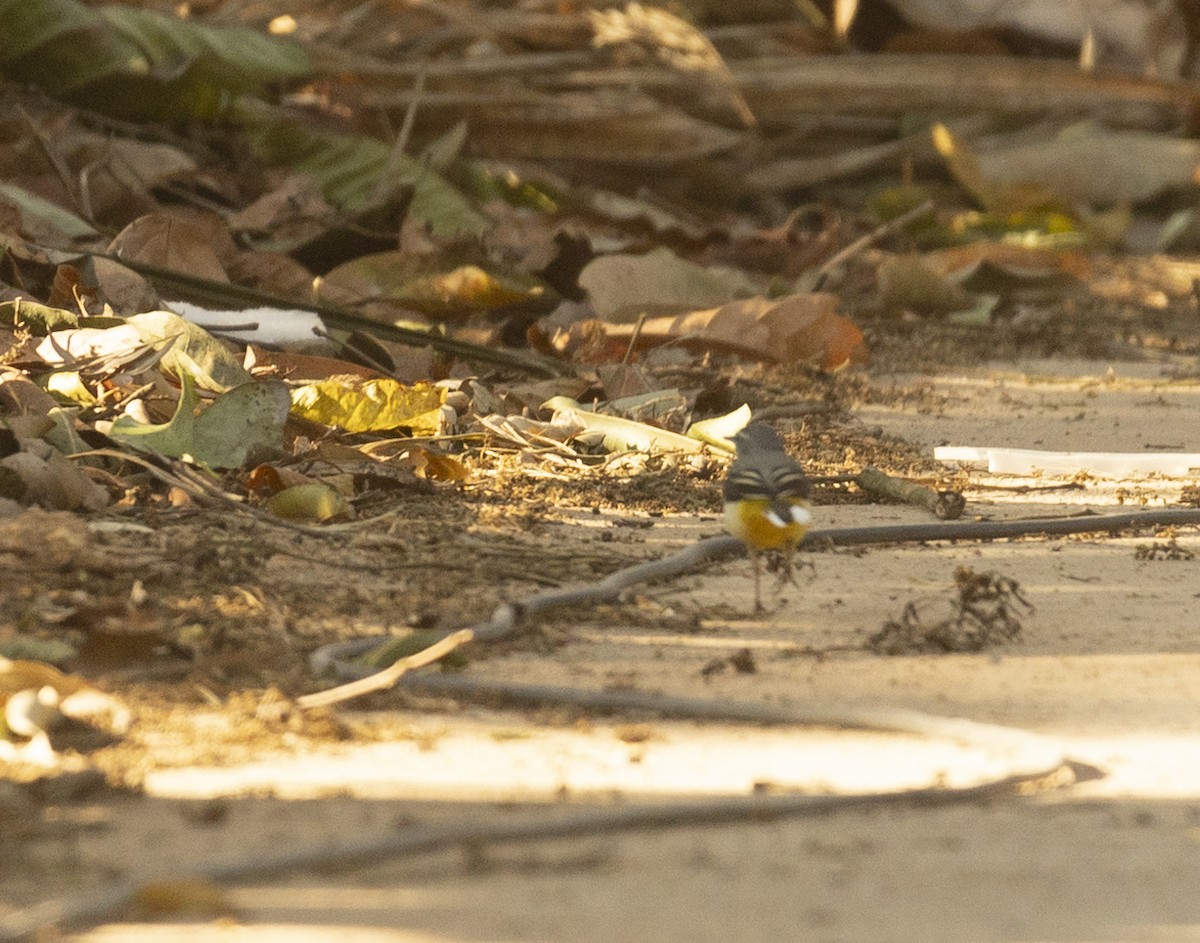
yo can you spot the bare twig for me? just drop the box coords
[297,628,475,708]
[303,507,1200,709]
[621,312,648,366]
[809,199,933,291]
[370,62,427,206]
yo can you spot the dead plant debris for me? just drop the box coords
[700,646,758,678]
[867,567,1032,655]
[1134,539,1196,561]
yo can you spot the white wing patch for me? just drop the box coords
[765,505,812,528]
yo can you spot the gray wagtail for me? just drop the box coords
[723,423,813,611]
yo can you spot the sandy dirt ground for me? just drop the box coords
[5,354,1200,942]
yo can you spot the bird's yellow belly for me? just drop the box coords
[724,499,808,550]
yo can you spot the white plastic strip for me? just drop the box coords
[933,446,1200,478]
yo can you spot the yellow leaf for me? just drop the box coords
[267,483,352,522]
[42,371,97,406]
[291,378,445,434]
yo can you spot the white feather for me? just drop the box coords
[765,505,811,528]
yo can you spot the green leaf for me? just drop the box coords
[0,300,79,334]
[100,6,309,87]
[0,182,98,243]
[126,311,251,393]
[235,102,489,240]
[110,371,290,469]
[0,0,113,74]
[0,0,310,118]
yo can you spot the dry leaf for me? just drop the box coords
[0,369,59,417]
[245,344,389,382]
[228,175,331,242]
[563,294,868,370]
[90,256,160,315]
[107,213,233,282]
[974,122,1200,207]
[0,449,108,511]
[407,447,469,482]
[543,397,704,453]
[578,247,744,322]
[924,244,1092,282]
[290,378,446,434]
[227,250,320,303]
[877,255,976,315]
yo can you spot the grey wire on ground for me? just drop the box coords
[297,506,1200,706]
[309,506,1200,678]
[473,507,1200,641]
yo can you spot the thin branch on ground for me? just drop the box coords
[303,507,1200,708]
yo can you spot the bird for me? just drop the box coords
[723,423,813,611]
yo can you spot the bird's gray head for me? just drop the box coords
[732,423,787,453]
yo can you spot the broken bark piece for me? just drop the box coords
[856,466,965,520]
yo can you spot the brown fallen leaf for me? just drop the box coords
[406,447,469,482]
[107,212,234,283]
[245,463,313,497]
[877,254,976,316]
[245,344,390,382]
[545,293,868,370]
[227,249,320,303]
[90,256,160,315]
[0,369,59,417]
[0,448,108,512]
[578,246,744,322]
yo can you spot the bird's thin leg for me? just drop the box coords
[778,545,797,588]
[752,551,764,612]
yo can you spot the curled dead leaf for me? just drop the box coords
[407,448,469,482]
[548,293,867,370]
